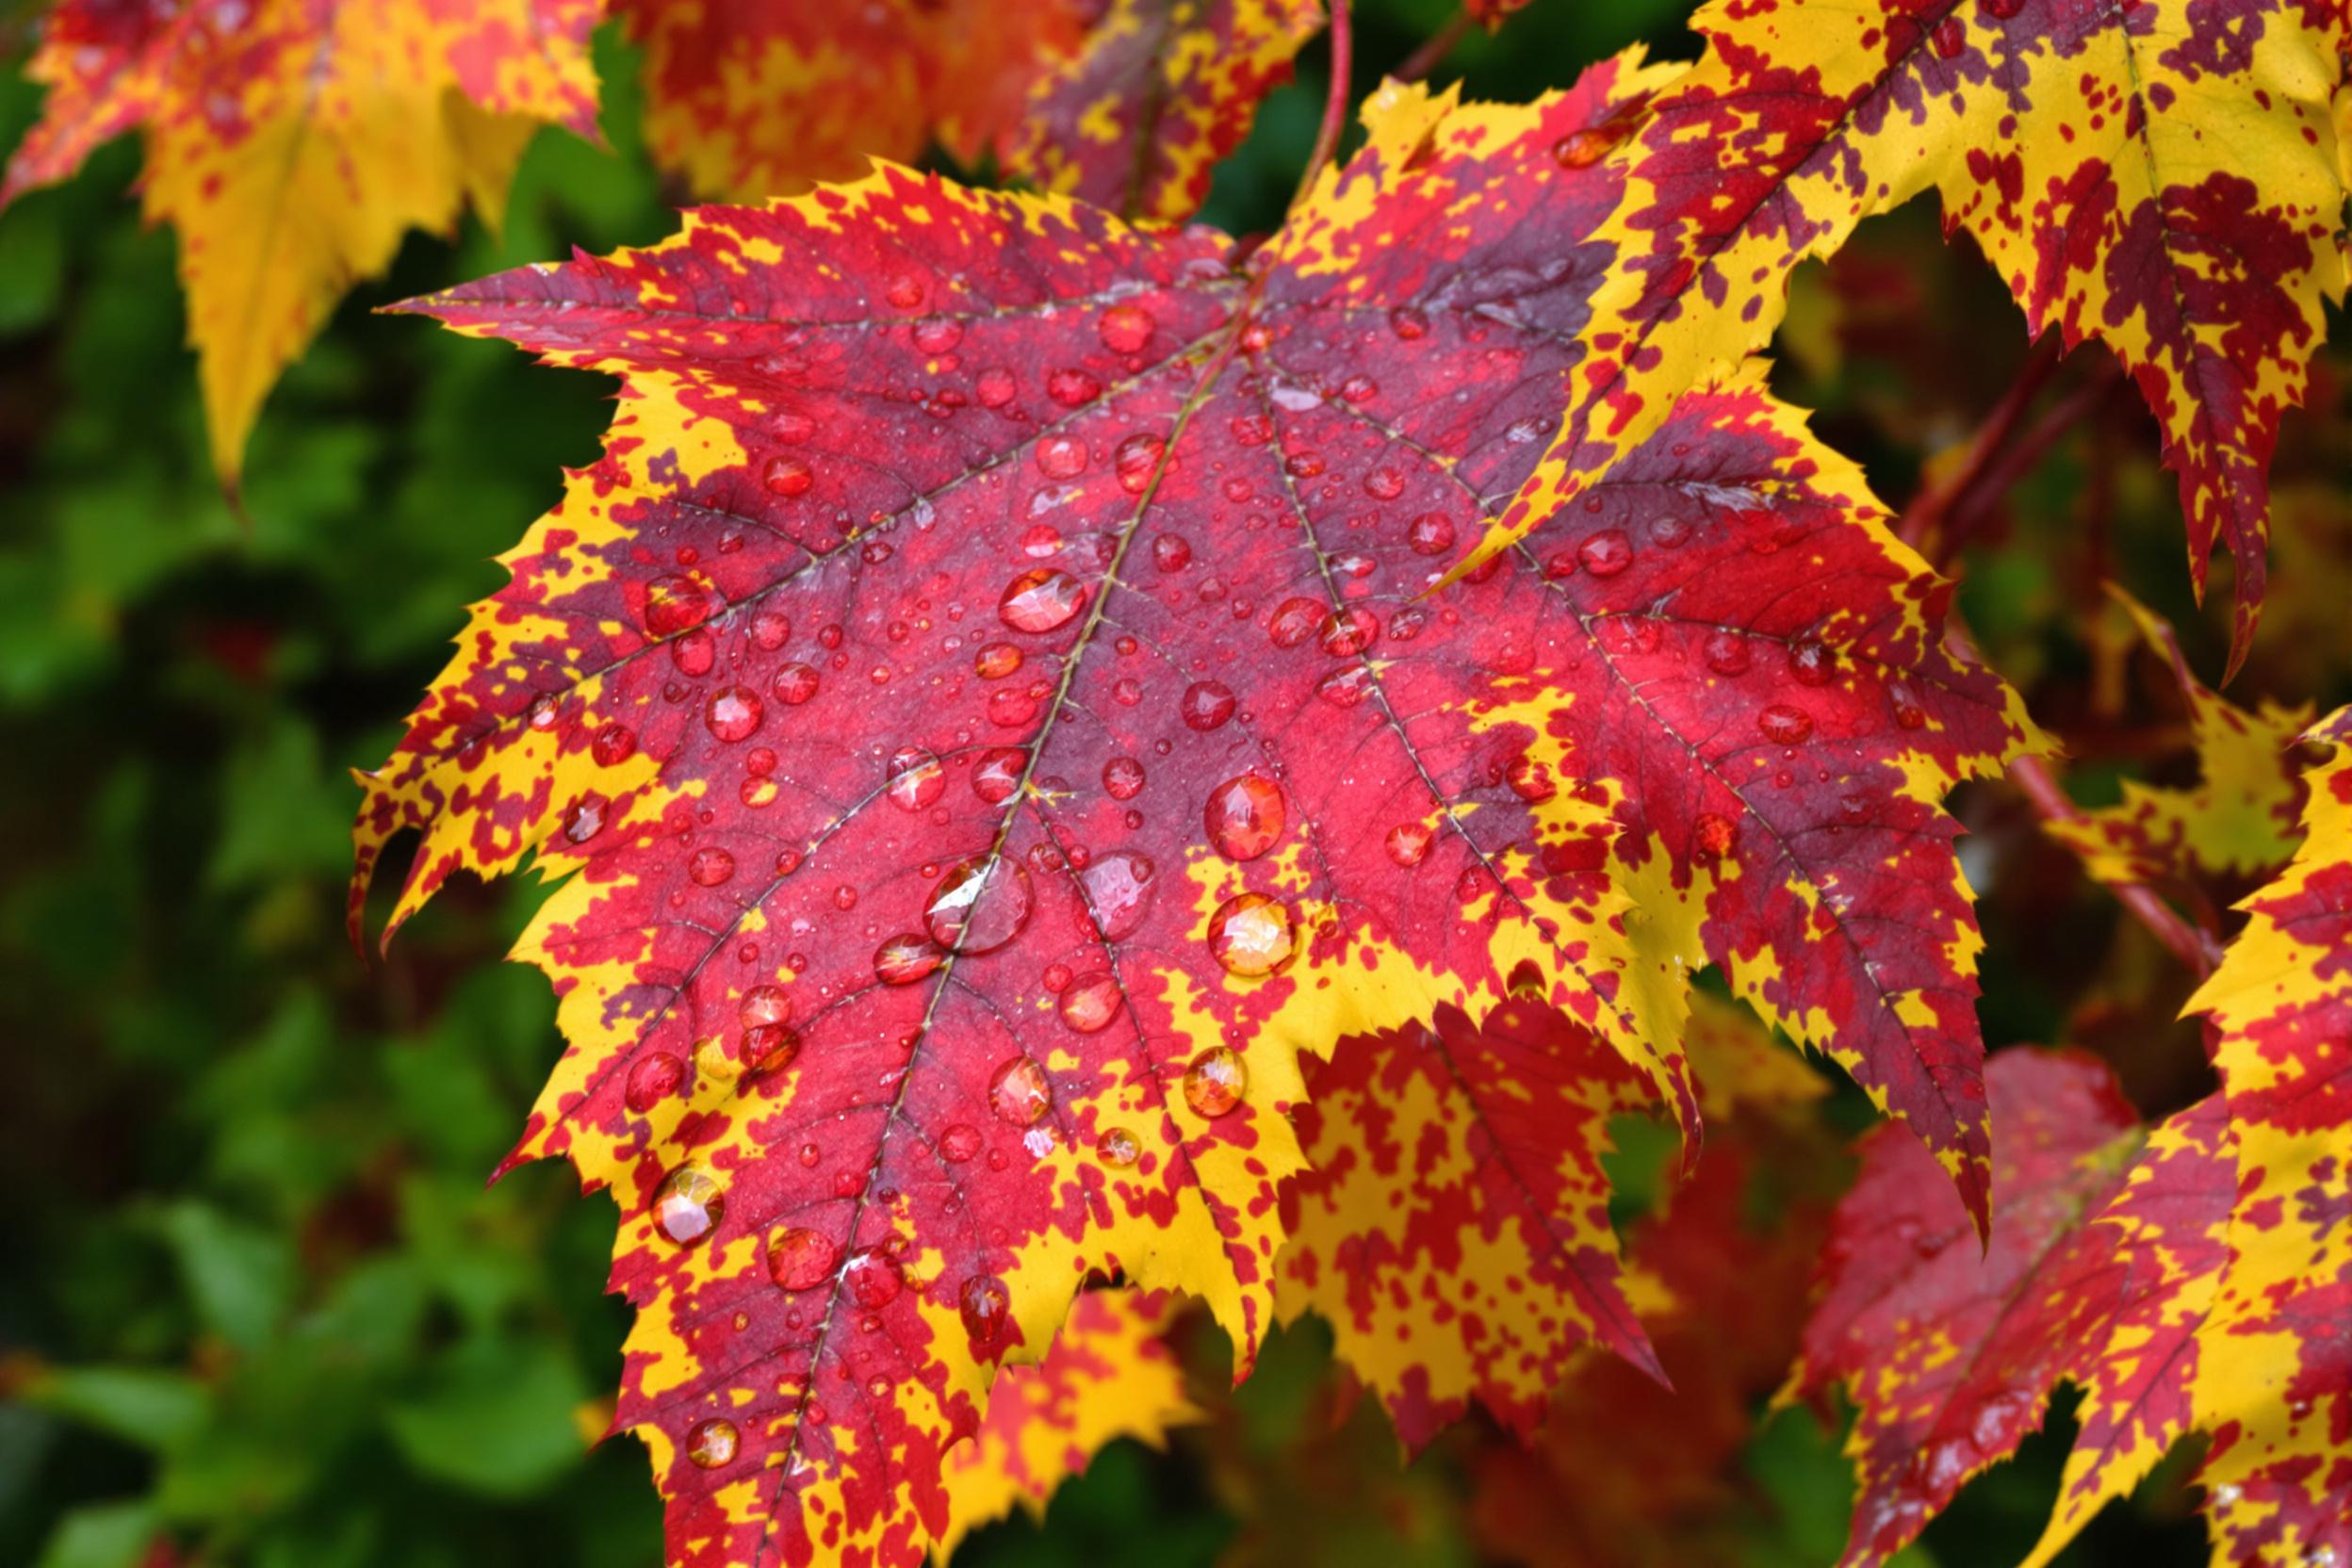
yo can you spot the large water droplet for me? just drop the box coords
[1578,530,1634,577]
[653,1168,725,1245]
[1102,756,1146,800]
[1318,606,1378,657]
[913,316,963,354]
[1386,821,1433,868]
[975,367,1017,406]
[843,1249,903,1308]
[592,724,637,767]
[924,858,1034,953]
[763,456,814,498]
[767,1226,839,1290]
[1183,1047,1247,1117]
[1757,704,1815,745]
[1097,1127,1141,1166]
[688,846,737,887]
[1181,680,1236,730]
[874,933,945,986]
[959,1273,1012,1348]
[1703,630,1752,675]
[972,747,1026,803]
[1037,433,1087,479]
[988,1056,1053,1126]
[939,1122,983,1163]
[564,793,609,844]
[886,746,945,811]
[1551,128,1613,168]
[1000,568,1086,633]
[706,685,763,743]
[1046,367,1101,406]
[686,1417,739,1468]
[645,575,717,638]
[741,985,789,1029]
[1098,302,1155,353]
[1268,596,1322,648]
[1206,893,1294,976]
[626,1052,688,1113]
[1788,640,1837,687]
[1114,433,1166,494]
[1080,850,1158,941]
[1408,513,1456,556]
[1057,970,1123,1034]
[1205,775,1284,861]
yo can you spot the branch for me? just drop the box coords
[1393,9,1475,85]
[1297,0,1355,204]
[1896,332,2062,555]
[2006,753,2222,978]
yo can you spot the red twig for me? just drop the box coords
[1938,364,2124,553]
[2007,753,2222,977]
[1896,332,2062,554]
[1298,0,1354,204]
[1393,9,1474,85]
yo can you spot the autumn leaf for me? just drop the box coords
[0,0,601,487]
[351,52,2032,1564]
[990,0,1325,221]
[2182,704,2352,1568]
[1278,995,1665,1450]
[1790,1048,2238,1568]
[616,0,1081,201]
[1494,0,2351,674]
[2047,590,2312,889]
[936,1288,1196,1561]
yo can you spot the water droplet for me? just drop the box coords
[939,1122,983,1163]
[1364,466,1405,500]
[989,1056,1053,1126]
[1931,15,1966,57]
[1057,971,1123,1033]
[975,367,1017,406]
[644,575,717,638]
[669,627,717,678]
[886,273,926,309]
[743,1022,798,1075]
[1097,1126,1141,1167]
[1788,640,1837,686]
[1387,820,1435,868]
[1757,704,1815,744]
[1649,514,1692,549]
[1206,775,1284,862]
[874,933,945,985]
[1114,433,1167,494]
[972,747,1026,803]
[593,724,637,767]
[1207,893,1294,976]
[1408,512,1456,556]
[626,1052,687,1113]
[1152,533,1192,573]
[1578,529,1634,577]
[1080,850,1159,940]
[741,985,789,1029]
[1889,682,1927,729]
[1339,375,1378,402]
[913,316,964,354]
[563,793,609,843]
[1036,433,1087,479]
[689,846,737,886]
[765,662,818,707]
[1000,568,1086,633]
[1283,451,1326,479]
[1046,367,1102,406]
[763,455,814,498]
[959,1272,1012,1347]
[706,685,763,742]
[653,1168,725,1244]
[767,1226,839,1290]
[1703,630,1752,675]
[1551,128,1613,168]
[686,1417,739,1468]
[1693,812,1737,858]
[1389,306,1429,340]
[1102,756,1146,800]
[924,858,1034,953]
[843,1250,903,1308]
[1318,606,1378,657]
[1268,596,1322,648]
[1183,1047,1248,1116]
[886,747,945,811]
[1099,302,1155,353]
[1506,754,1556,803]
[1181,679,1236,731]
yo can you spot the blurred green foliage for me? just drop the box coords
[0,2,2338,1564]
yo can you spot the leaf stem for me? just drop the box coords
[2006,752,2222,977]
[1896,332,2062,556]
[1298,0,1355,204]
[1393,9,1474,85]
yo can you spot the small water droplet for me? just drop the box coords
[939,1122,983,1162]
[1408,512,1457,556]
[767,1226,839,1290]
[1578,529,1634,577]
[1389,306,1429,340]
[1057,970,1123,1033]
[689,845,737,886]
[1183,1047,1247,1117]
[1506,754,1556,803]
[1046,367,1101,406]
[1000,567,1086,633]
[1319,606,1378,657]
[912,316,964,354]
[593,724,637,767]
[972,747,1026,803]
[874,932,944,985]
[1206,775,1285,861]
[1268,596,1322,648]
[1386,822,1434,868]
[706,685,764,742]
[1757,704,1815,745]
[1551,128,1614,168]
[1102,756,1146,800]
[1788,640,1837,686]
[1703,630,1752,675]
[1364,466,1405,500]
[989,1056,1053,1126]
[843,1249,903,1308]
[626,1052,687,1113]
[1098,1126,1141,1166]
[653,1168,725,1244]
[1207,893,1294,976]
[886,747,945,811]
[1098,302,1155,353]
[763,455,814,498]
[1037,433,1087,479]
[1114,433,1166,493]
[686,1417,739,1468]
[564,793,609,843]
[975,367,1017,406]
[1181,679,1236,731]
[959,1272,1012,1347]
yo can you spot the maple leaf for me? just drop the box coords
[2181,704,2352,1568]
[1494,0,2351,674]
[1277,995,1664,1449]
[0,0,600,486]
[2046,591,2312,889]
[935,1288,1195,1561]
[1789,1048,2237,1568]
[989,0,1325,222]
[615,0,1082,202]
[351,52,2030,1564]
